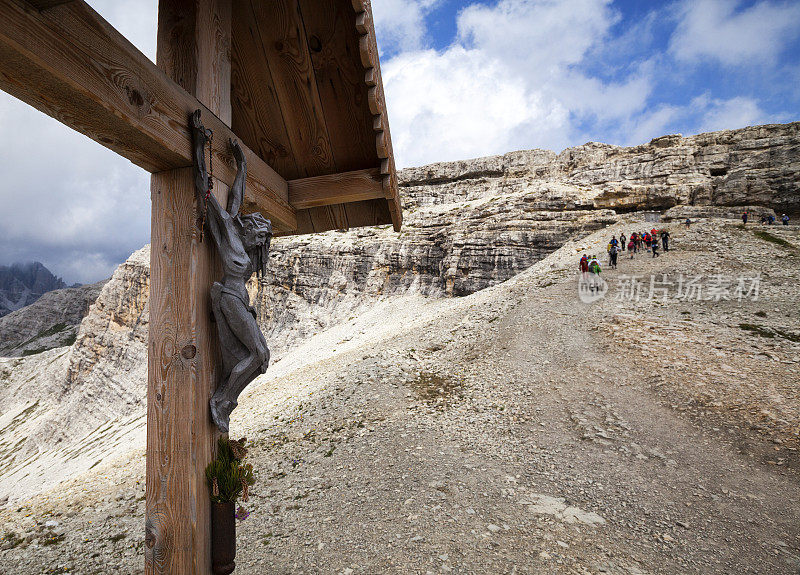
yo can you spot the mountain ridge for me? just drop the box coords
[0,261,70,317]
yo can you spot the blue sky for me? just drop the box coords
[0,0,798,283]
[374,0,800,166]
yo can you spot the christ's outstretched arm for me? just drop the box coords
[227,139,246,218]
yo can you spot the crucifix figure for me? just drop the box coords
[192,110,272,433]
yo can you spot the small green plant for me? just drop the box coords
[739,323,775,338]
[22,347,50,357]
[754,230,795,250]
[41,533,65,546]
[206,437,255,504]
[2,531,23,549]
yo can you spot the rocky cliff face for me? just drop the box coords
[0,262,68,317]
[0,281,107,356]
[0,249,148,502]
[258,122,799,355]
[0,121,798,503]
[400,122,800,214]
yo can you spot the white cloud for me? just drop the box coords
[0,95,150,284]
[382,0,657,167]
[0,1,156,283]
[88,0,158,61]
[457,0,618,71]
[620,104,683,146]
[383,47,570,167]
[0,0,793,282]
[372,0,439,55]
[670,0,800,66]
[693,95,769,132]
[612,95,776,147]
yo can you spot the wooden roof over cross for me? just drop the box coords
[0,0,401,236]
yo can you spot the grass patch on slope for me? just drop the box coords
[407,372,463,409]
[739,323,800,343]
[753,230,796,251]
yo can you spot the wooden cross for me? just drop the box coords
[0,0,401,572]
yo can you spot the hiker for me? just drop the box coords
[652,238,660,258]
[620,232,626,251]
[742,211,748,224]
[579,254,589,279]
[761,214,769,225]
[609,243,618,269]
[579,254,589,278]
[628,237,635,258]
[589,256,601,274]
[768,214,775,225]
[782,214,790,225]
[644,232,651,249]
[661,230,670,252]
[630,232,638,253]
[685,218,691,228]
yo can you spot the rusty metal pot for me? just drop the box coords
[211,501,236,574]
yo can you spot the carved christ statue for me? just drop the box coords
[191,110,272,432]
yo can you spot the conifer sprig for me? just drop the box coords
[206,437,255,504]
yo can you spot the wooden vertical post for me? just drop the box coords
[146,1,231,573]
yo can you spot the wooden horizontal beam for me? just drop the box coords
[26,0,73,9]
[0,0,296,231]
[288,168,385,209]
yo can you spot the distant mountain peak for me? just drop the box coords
[0,261,67,317]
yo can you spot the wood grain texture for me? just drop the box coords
[146,2,232,573]
[288,168,384,209]
[0,0,296,231]
[298,0,375,173]
[146,169,219,575]
[231,0,298,177]
[248,0,335,178]
[343,197,392,229]
[230,0,402,233]
[25,0,73,9]
[196,0,232,124]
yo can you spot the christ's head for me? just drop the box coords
[239,213,272,279]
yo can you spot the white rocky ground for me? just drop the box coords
[1,217,797,574]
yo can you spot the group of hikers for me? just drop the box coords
[741,211,790,225]
[579,227,671,275]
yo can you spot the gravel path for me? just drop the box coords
[1,218,798,574]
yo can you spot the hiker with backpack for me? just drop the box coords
[661,230,670,252]
[589,256,602,274]
[579,254,589,278]
[620,232,626,251]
